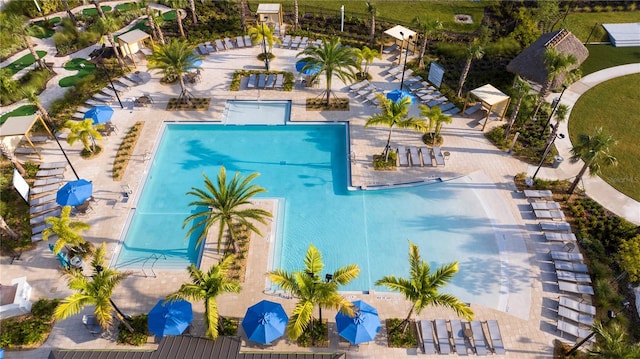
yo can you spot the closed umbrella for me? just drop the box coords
[83,106,114,125]
[335,300,381,344]
[386,89,415,104]
[148,299,193,338]
[241,300,288,344]
[56,179,92,206]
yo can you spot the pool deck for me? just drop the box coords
[2,44,627,358]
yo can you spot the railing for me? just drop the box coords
[141,253,166,278]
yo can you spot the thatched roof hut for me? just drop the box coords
[507,29,588,89]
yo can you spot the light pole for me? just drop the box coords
[532,125,564,180]
[260,16,270,72]
[42,119,80,180]
[565,301,630,356]
[540,84,567,139]
[399,33,413,91]
[96,45,124,109]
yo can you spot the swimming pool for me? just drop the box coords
[115,119,502,308]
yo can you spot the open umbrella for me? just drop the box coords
[191,59,203,67]
[148,299,193,338]
[295,61,321,76]
[83,106,114,125]
[335,300,381,344]
[386,89,415,104]
[56,179,93,206]
[241,300,288,344]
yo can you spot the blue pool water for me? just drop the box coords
[116,118,501,308]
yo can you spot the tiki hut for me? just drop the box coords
[507,29,588,89]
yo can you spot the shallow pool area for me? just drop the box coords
[114,120,505,309]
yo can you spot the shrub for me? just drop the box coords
[386,318,418,348]
[373,152,397,170]
[297,320,328,347]
[0,298,59,349]
[117,314,148,346]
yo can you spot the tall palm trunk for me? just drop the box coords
[531,79,551,121]
[0,143,25,176]
[93,0,106,19]
[456,58,472,97]
[504,96,525,139]
[0,216,19,240]
[61,0,77,26]
[178,75,191,104]
[24,35,47,70]
[189,0,197,24]
[239,0,246,33]
[384,128,394,161]
[418,37,427,68]
[294,0,299,30]
[147,7,165,44]
[369,13,375,46]
[568,162,589,194]
[325,75,332,106]
[176,9,185,38]
[106,33,126,70]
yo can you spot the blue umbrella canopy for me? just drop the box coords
[241,300,288,344]
[83,106,114,124]
[56,179,93,206]
[295,61,321,76]
[386,89,415,104]
[148,299,193,338]
[191,59,203,67]
[335,300,381,345]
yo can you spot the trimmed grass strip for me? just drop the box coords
[0,105,37,125]
[2,51,48,75]
[82,6,112,16]
[580,45,640,76]
[59,58,97,87]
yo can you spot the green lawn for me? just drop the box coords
[2,50,48,75]
[580,45,640,76]
[82,6,112,16]
[568,73,640,201]
[29,17,60,39]
[249,0,487,33]
[564,11,640,42]
[58,58,97,87]
[163,9,177,21]
[115,2,141,11]
[0,105,37,125]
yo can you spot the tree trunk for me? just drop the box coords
[0,216,20,240]
[61,0,77,26]
[418,36,427,68]
[189,0,197,24]
[146,7,159,41]
[531,79,552,121]
[24,35,47,70]
[369,14,375,46]
[176,9,186,38]
[178,75,191,105]
[401,305,415,333]
[456,58,472,97]
[325,76,331,106]
[93,0,106,19]
[504,97,524,139]
[383,128,393,161]
[568,163,589,194]
[239,0,246,33]
[110,299,134,333]
[294,0,299,30]
[106,33,126,70]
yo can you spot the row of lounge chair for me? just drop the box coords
[406,78,460,115]
[30,162,68,242]
[397,146,447,167]
[279,36,322,50]
[198,36,253,55]
[420,319,505,355]
[246,73,284,90]
[74,73,143,114]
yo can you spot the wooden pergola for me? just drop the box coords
[462,84,511,131]
[117,29,154,68]
[0,113,54,160]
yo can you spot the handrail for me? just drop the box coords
[141,253,166,278]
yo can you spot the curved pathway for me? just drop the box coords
[528,63,640,224]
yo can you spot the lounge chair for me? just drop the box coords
[531,202,561,210]
[257,74,266,89]
[30,202,60,216]
[300,37,308,48]
[30,208,61,226]
[349,80,369,92]
[223,37,234,50]
[437,102,456,112]
[281,35,291,48]
[197,44,209,55]
[557,270,592,284]
[540,221,571,233]
[426,96,448,107]
[558,281,594,295]
[30,183,60,195]
[395,68,413,80]
[214,39,225,51]
[383,43,398,54]
[435,319,452,354]
[524,189,553,199]
[14,147,37,155]
[535,210,565,220]
[470,320,488,356]
[432,147,445,166]
[247,74,256,89]
[365,91,381,105]
[265,74,276,89]
[419,320,437,355]
[388,65,404,77]
[486,320,505,355]
[274,74,284,90]
[205,41,215,53]
[108,83,128,93]
[34,163,65,172]
[36,168,65,177]
[356,85,376,98]
[551,251,584,262]
[290,36,301,49]
[419,147,432,166]
[449,320,468,355]
[544,232,577,243]
[30,193,56,207]
[244,35,252,47]
[554,260,589,274]
[559,296,596,316]
[409,147,422,167]
[92,94,112,104]
[464,103,483,116]
[117,77,137,88]
[443,107,461,116]
[557,318,592,339]
[236,36,245,48]
[397,146,409,167]
[82,315,103,335]
[32,222,51,235]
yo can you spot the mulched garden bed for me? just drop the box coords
[306,98,349,111]
[166,97,210,111]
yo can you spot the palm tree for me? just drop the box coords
[412,16,442,68]
[365,95,428,161]
[55,242,132,330]
[587,322,640,358]
[42,206,90,255]
[568,127,617,194]
[92,0,106,18]
[161,0,187,38]
[248,23,281,55]
[353,46,381,78]
[0,13,48,70]
[65,119,103,153]
[420,105,452,141]
[365,2,378,46]
[293,0,299,30]
[166,256,240,339]
[268,244,360,341]
[530,47,577,120]
[504,75,531,139]
[95,15,127,70]
[188,0,197,24]
[146,6,166,45]
[376,241,474,333]
[183,167,272,253]
[147,39,202,101]
[61,0,77,26]
[297,38,358,106]
[456,40,484,97]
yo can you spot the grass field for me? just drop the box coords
[568,73,640,201]
[3,50,48,75]
[249,0,487,33]
[58,58,97,87]
[0,105,37,125]
[82,6,112,16]
[564,11,640,42]
[29,17,60,39]
[580,45,640,76]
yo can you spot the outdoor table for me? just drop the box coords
[70,256,83,269]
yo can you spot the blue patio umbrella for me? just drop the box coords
[148,299,193,338]
[335,300,381,345]
[56,179,93,206]
[295,61,321,76]
[191,59,203,67]
[386,89,415,104]
[83,106,114,125]
[241,300,288,344]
